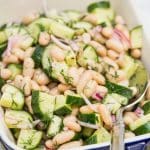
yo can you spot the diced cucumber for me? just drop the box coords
[5,110,33,129]
[122,55,138,79]
[65,50,77,66]
[54,95,72,116]
[82,127,94,139]
[47,115,62,138]
[88,1,110,12]
[17,129,43,150]
[129,61,148,94]
[129,114,150,131]
[32,45,45,68]
[142,101,150,115]
[0,43,7,58]
[77,45,98,68]
[130,26,143,49]
[49,20,75,39]
[0,84,24,110]
[78,113,102,125]
[31,91,55,121]
[0,77,5,89]
[72,21,93,31]
[7,64,22,80]
[11,128,20,139]
[106,80,133,99]
[134,122,150,135]
[86,127,111,144]
[66,93,85,107]
[0,31,7,44]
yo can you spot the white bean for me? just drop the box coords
[49,87,60,96]
[22,13,39,25]
[31,80,41,91]
[23,57,34,69]
[53,130,75,145]
[80,104,100,114]
[45,140,54,149]
[58,84,71,93]
[107,50,119,60]
[92,71,105,85]
[83,14,98,25]
[123,112,138,125]
[24,47,35,58]
[12,48,25,61]
[40,85,50,93]
[0,68,12,80]
[21,77,31,96]
[25,96,33,114]
[131,49,141,59]
[39,32,50,46]
[3,54,19,64]
[71,107,79,116]
[13,75,24,88]
[102,27,113,38]
[23,68,35,78]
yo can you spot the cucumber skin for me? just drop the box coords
[66,95,85,106]
[0,43,7,59]
[106,80,133,99]
[134,122,150,135]
[0,77,5,89]
[142,101,150,115]
[54,105,72,116]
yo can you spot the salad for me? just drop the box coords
[0,1,149,150]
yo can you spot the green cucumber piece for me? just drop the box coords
[7,64,22,80]
[0,43,7,58]
[142,101,150,115]
[17,129,43,150]
[47,115,62,138]
[32,45,45,68]
[5,110,33,129]
[134,121,150,135]
[0,77,5,89]
[82,127,94,139]
[129,114,150,131]
[54,95,72,116]
[31,91,55,121]
[130,26,143,49]
[86,127,111,144]
[77,45,98,68]
[0,31,7,44]
[106,80,133,99]
[0,84,24,110]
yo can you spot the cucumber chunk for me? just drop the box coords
[129,114,150,131]
[17,129,43,150]
[7,64,22,80]
[82,127,94,139]
[0,31,7,44]
[32,45,45,68]
[0,43,7,58]
[5,110,33,129]
[77,45,98,68]
[0,77,5,89]
[32,91,55,121]
[106,80,133,99]
[47,115,62,138]
[86,127,111,144]
[142,101,150,115]
[0,84,24,110]
[54,95,72,116]
[49,20,75,39]
[130,26,143,49]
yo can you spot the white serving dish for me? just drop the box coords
[0,0,150,149]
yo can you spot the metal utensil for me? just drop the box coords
[111,73,149,150]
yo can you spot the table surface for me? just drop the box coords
[0,0,150,149]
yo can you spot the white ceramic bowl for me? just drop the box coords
[0,0,150,149]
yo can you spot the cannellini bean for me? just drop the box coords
[21,77,31,96]
[93,33,106,44]
[102,27,113,38]
[78,67,85,77]
[3,54,19,64]
[63,116,81,132]
[83,80,97,98]
[83,14,98,25]
[71,107,79,116]
[40,85,50,93]
[23,57,35,69]
[23,68,35,78]
[25,96,33,114]
[53,130,75,145]
[106,38,124,53]
[92,71,105,85]
[49,87,60,96]
[115,16,125,25]
[0,62,6,69]
[31,80,41,91]
[24,47,35,58]
[125,131,135,139]
[98,104,112,127]
[48,82,58,89]
[103,57,119,70]
[0,68,12,80]
[89,41,106,57]
[146,86,150,99]
[68,67,80,86]
[12,48,25,61]
[58,140,83,150]
[123,112,138,125]
[50,46,65,61]
[22,13,39,25]
[80,104,100,114]
[39,32,50,46]
[131,49,141,59]
[45,140,54,149]
[13,75,24,88]
[58,84,71,93]
[116,53,125,68]
[107,50,119,60]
